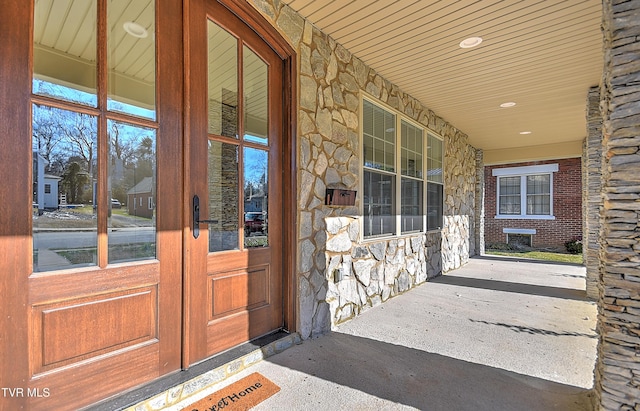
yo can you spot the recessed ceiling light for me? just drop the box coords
[459,36,483,49]
[519,131,532,135]
[123,21,148,38]
[500,102,516,108]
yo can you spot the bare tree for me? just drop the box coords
[32,105,64,173]
[60,112,97,178]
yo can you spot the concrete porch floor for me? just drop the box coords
[168,256,598,411]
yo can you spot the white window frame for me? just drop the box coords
[492,164,557,220]
[360,95,444,240]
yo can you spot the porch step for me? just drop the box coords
[87,331,301,411]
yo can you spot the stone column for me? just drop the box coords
[595,1,640,409]
[583,87,602,301]
[475,149,485,256]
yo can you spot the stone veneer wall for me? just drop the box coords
[596,1,640,409]
[324,217,442,325]
[583,87,602,301]
[249,0,477,336]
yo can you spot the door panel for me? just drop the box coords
[35,288,157,371]
[16,1,184,409]
[187,0,284,363]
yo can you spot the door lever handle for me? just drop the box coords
[193,195,218,239]
[193,195,201,239]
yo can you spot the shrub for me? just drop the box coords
[486,242,515,251]
[565,237,583,254]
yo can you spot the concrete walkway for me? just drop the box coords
[172,256,598,411]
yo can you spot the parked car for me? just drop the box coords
[244,212,266,236]
[111,198,122,209]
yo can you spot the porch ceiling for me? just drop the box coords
[282,0,603,163]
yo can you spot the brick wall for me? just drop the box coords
[484,158,582,250]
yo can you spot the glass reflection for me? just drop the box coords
[243,46,268,145]
[107,0,156,119]
[401,178,423,233]
[108,121,156,263]
[208,21,238,138]
[427,133,443,184]
[244,147,268,248]
[33,0,98,106]
[363,170,395,237]
[208,141,239,252]
[32,104,98,271]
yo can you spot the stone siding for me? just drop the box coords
[324,217,441,326]
[584,87,603,301]
[250,0,477,337]
[596,1,640,409]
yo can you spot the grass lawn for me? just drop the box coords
[485,249,583,265]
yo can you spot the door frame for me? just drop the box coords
[182,0,297,368]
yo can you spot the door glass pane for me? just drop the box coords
[107,0,156,120]
[108,120,156,263]
[209,141,239,252]
[244,147,268,248]
[208,21,238,138]
[243,46,268,145]
[33,0,98,106]
[32,104,98,272]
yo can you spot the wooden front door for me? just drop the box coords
[185,0,285,363]
[0,1,184,410]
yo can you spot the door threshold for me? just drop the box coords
[85,331,301,411]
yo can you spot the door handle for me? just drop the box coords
[192,195,218,239]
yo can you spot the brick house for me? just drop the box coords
[127,176,154,219]
[484,158,582,251]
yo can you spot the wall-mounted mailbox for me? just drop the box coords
[325,189,356,206]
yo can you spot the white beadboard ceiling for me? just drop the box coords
[282,0,603,158]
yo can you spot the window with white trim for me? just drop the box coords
[362,98,444,238]
[493,164,557,219]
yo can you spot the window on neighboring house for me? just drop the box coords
[44,184,51,194]
[148,197,153,210]
[362,98,444,238]
[493,164,557,219]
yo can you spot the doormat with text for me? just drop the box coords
[181,372,280,411]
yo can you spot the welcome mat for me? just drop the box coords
[182,373,280,411]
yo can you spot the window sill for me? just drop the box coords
[362,229,441,243]
[494,215,555,220]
